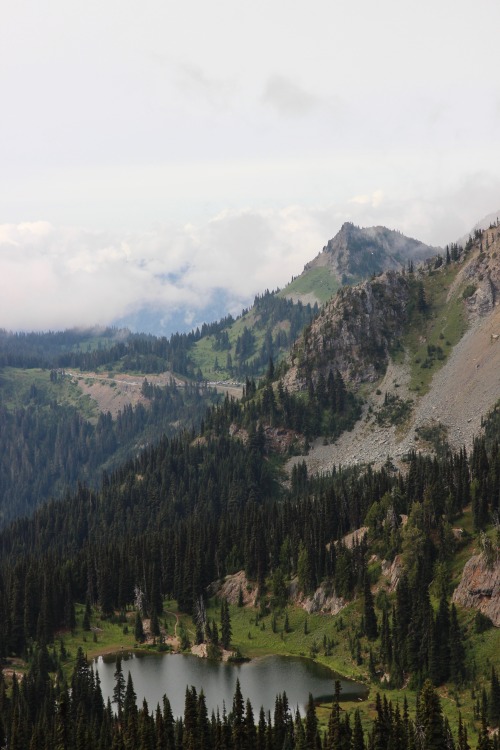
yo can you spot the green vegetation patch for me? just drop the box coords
[0,367,99,419]
[375,392,413,427]
[414,420,450,457]
[190,292,317,381]
[279,267,340,304]
[394,266,468,394]
[206,598,367,684]
[462,284,477,299]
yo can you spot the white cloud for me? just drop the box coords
[349,190,384,208]
[2,179,499,334]
[0,209,327,332]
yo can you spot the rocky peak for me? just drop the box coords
[284,270,411,391]
[305,223,437,286]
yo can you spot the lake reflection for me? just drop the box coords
[95,652,367,717]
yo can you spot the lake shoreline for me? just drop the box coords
[94,651,369,719]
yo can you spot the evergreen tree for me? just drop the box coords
[232,678,245,750]
[150,608,160,638]
[244,698,257,749]
[197,690,211,750]
[82,598,91,631]
[304,693,319,749]
[449,604,466,685]
[363,578,377,640]
[457,713,470,750]
[134,611,145,643]
[112,655,126,716]
[416,282,427,313]
[220,599,232,650]
[489,666,500,728]
[417,680,446,750]
[352,709,365,750]
[298,543,313,594]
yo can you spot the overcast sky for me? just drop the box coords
[1,0,500,332]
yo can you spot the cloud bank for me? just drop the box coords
[0,209,328,333]
[1,186,499,334]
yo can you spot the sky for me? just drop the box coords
[1,0,500,333]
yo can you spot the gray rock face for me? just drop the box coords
[463,228,500,319]
[305,222,437,284]
[452,554,500,626]
[301,587,346,616]
[381,555,404,593]
[285,271,411,390]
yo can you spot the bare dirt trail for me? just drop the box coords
[288,306,500,475]
[68,371,242,419]
[164,609,180,638]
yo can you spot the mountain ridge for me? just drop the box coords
[280,221,438,306]
[286,222,500,473]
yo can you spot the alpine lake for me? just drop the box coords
[95,651,368,717]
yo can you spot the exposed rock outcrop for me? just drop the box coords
[284,271,411,391]
[303,222,436,287]
[381,555,404,593]
[452,553,500,626]
[289,580,346,615]
[461,227,500,320]
[209,571,258,607]
[341,527,368,549]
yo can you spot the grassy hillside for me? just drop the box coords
[0,366,99,418]
[393,264,468,394]
[190,291,317,381]
[279,267,340,305]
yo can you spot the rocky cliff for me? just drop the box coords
[461,225,500,319]
[452,553,500,625]
[284,271,411,391]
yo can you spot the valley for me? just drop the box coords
[1,219,500,748]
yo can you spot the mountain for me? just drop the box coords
[456,208,500,247]
[2,218,500,747]
[286,223,500,473]
[183,224,438,382]
[279,222,438,306]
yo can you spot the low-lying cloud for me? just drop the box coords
[1,188,498,335]
[0,208,329,333]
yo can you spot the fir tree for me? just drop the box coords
[489,666,500,728]
[112,655,126,716]
[304,693,319,750]
[82,599,91,631]
[134,611,145,643]
[232,678,245,750]
[363,578,378,640]
[220,599,232,650]
[417,680,446,750]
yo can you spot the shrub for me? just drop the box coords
[462,284,476,299]
[474,610,493,633]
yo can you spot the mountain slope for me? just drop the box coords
[287,224,500,473]
[280,222,438,306]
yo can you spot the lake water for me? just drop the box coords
[95,652,367,717]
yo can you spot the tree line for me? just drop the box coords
[1,646,498,749]
[0,378,220,524]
